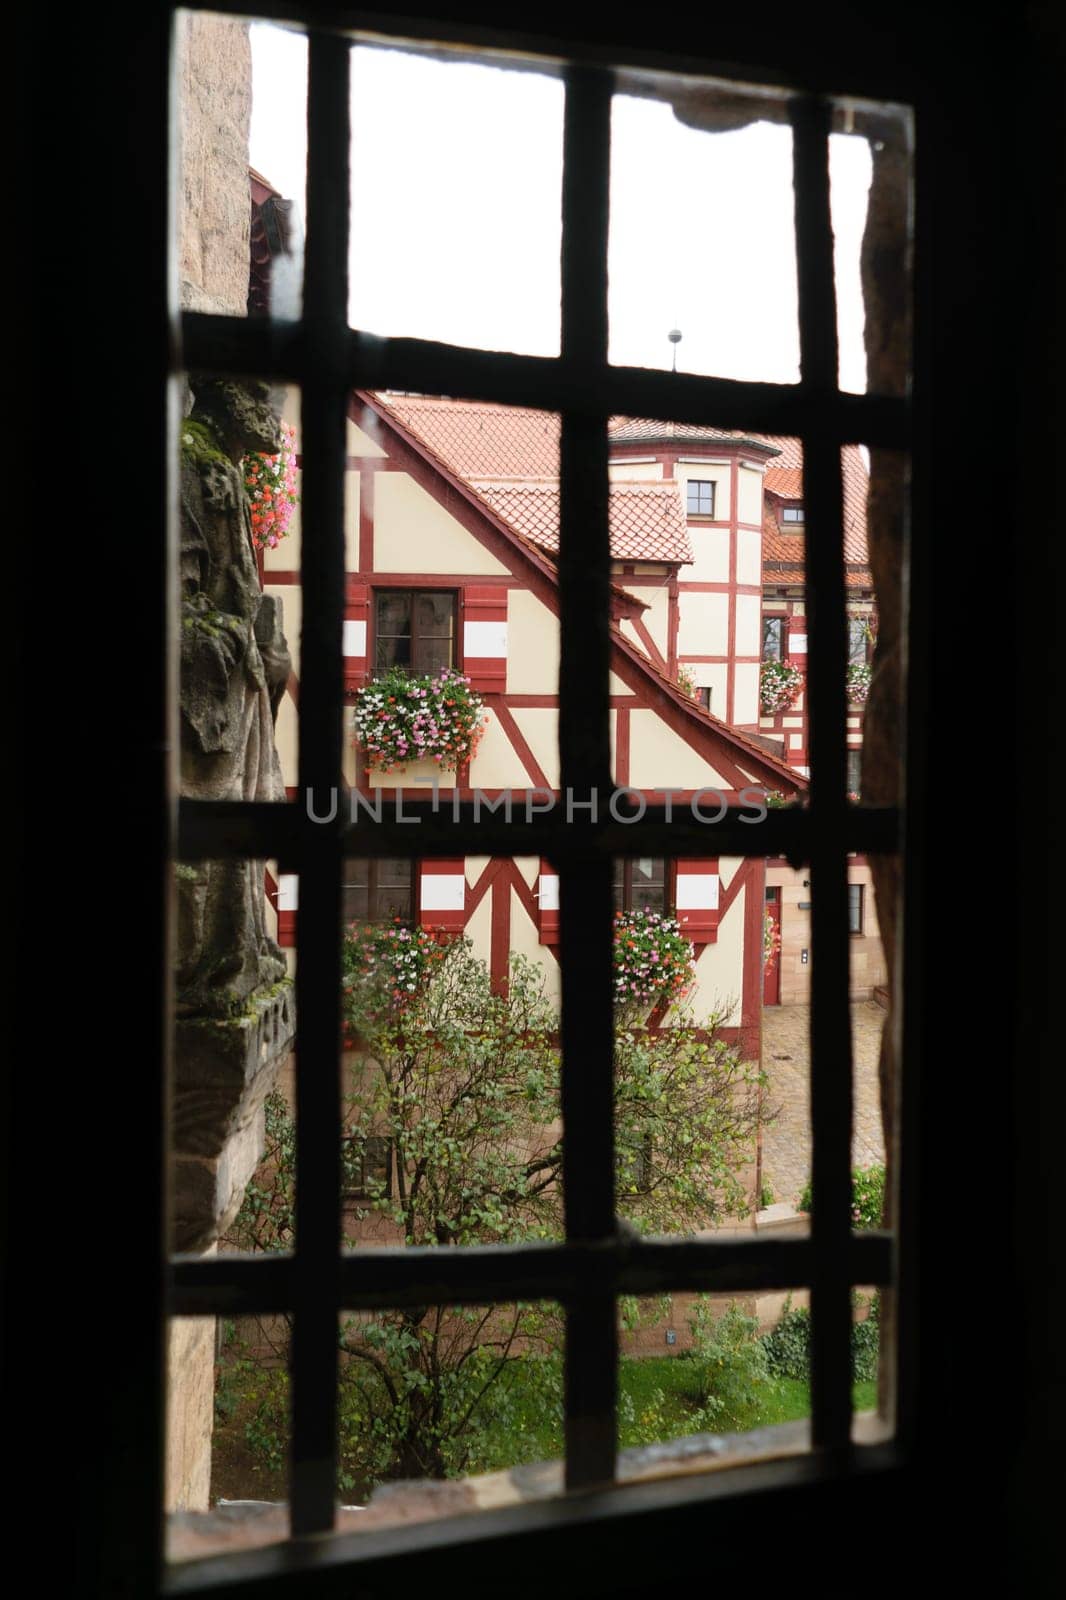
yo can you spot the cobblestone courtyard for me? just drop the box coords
[759,1002,887,1207]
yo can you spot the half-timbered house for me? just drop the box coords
[261,391,809,1060]
[353,397,887,1008]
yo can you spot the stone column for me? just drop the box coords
[167,12,296,1512]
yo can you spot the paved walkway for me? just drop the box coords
[759,1002,886,1207]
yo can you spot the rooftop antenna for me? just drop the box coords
[668,327,683,372]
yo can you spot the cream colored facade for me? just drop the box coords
[261,394,806,1052]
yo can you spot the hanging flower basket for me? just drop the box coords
[242,422,299,550]
[846,663,872,705]
[341,919,451,1044]
[353,665,487,773]
[613,910,695,1013]
[760,659,804,715]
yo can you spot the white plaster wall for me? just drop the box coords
[737,464,764,525]
[507,588,559,693]
[342,471,360,569]
[735,593,763,655]
[469,709,536,790]
[509,708,561,789]
[464,892,493,968]
[640,586,672,656]
[509,886,561,1007]
[627,710,732,789]
[736,527,762,586]
[689,889,745,1028]
[346,417,388,458]
[685,529,731,582]
[678,590,729,656]
[374,474,510,574]
[733,662,761,727]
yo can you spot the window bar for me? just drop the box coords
[289,26,350,1539]
[791,94,855,1454]
[557,64,618,1492]
[181,307,908,449]
[171,1233,891,1319]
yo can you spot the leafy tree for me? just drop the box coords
[221,932,769,1495]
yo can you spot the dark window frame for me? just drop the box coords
[846,613,874,665]
[159,10,926,1589]
[781,503,805,524]
[373,586,458,677]
[342,857,415,926]
[848,882,865,936]
[763,614,787,660]
[613,856,671,915]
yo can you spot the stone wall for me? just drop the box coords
[178,13,252,317]
[168,9,259,1516]
[166,1295,217,1512]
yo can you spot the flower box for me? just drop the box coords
[353,666,487,773]
[759,659,804,715]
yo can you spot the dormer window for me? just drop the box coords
[686,479,716,517]
[781,504,805,524]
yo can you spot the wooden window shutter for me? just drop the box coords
[537,859,560,945]
[674,858,720,943]
[462,586,508,692]
[418,859,467,932]
[276,871,298,948]
[343,580,369,690]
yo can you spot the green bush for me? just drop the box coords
[761,1294,881,1383]
[849,1296,881,1383]
[686,1300,775,1433]
[797,1163,885,1229]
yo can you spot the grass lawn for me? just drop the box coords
[473,1356,878,1467]
[211,1353,879,1502]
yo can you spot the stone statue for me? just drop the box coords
[171,373,297,1255]
[176,375,292,1018]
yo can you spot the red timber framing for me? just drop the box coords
[263,396,804,1037]
[264,391,808,802]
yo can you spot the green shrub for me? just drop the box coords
[797,1163,885,1229]
[760,1300,812,1381]
[760,1293,881,1383]
[687,1300,775,1432]
[849,1295,881,1382]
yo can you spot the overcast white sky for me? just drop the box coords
[249,24,872,392]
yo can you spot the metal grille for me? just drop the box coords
[170,6,908,1566]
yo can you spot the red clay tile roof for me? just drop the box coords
[374,395,561,479]
[758,437,872,583]
[763,466,804,500]
[608,418,779,453]
[372,398,871,586]
[475,483,692,565]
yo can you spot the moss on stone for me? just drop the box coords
[180,417,228,467]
